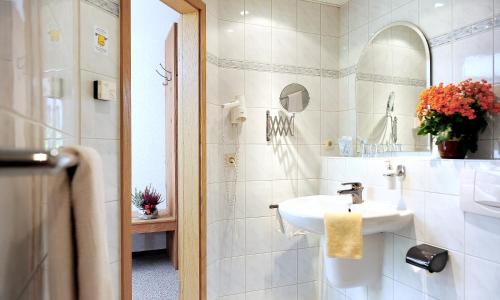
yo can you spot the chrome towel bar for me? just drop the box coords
[0,149,78,176]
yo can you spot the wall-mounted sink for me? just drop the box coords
[278,195,413,288]
[279,195,413,235]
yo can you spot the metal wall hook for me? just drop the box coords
[155,63,173,86]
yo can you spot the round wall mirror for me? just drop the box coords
[279,83,310,113]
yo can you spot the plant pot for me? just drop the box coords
[138,208,159,220]
[437,140,466,159]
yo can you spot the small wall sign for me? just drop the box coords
[94,26,109,55]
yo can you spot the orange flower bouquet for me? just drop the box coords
[417,79,500,158]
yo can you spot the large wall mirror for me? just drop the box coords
[355,22,431,155]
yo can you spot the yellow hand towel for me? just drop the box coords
[324,212,363,259]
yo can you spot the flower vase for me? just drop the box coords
[437,140,466,159]
[138,208,159,220]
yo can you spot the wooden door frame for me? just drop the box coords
[120,0,206,299]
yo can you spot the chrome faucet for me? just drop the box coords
[337,182,364,204]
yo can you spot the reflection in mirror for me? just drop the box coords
[356,23,431,155]
[280,83,310,113]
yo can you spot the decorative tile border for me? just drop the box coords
[208,52,339,78]
[357,72,426,87]
[83,0,119,17]
[429,15,497,47]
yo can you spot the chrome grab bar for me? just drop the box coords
[0,149,78,176]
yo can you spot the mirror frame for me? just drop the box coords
[355,21,433,155]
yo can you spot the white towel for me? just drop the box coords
[275,208,306,237]
[48,146,113,300]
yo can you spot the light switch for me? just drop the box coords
[93,80,116,101]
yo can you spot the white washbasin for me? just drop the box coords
[279,195,413,235]
[278,195,414,288]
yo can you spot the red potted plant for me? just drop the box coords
[417,79,500,159]
[132,185,164,219]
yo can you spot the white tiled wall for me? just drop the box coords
[320,157,500,300]
[339,0,500,159]
[205,0,340,299]
[0,0,121,298]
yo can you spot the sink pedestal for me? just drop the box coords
[322,233,384,288]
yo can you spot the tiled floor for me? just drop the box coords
[132,251,179,300]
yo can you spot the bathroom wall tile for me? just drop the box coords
[246,289,273,299]
[369,0,391,21]
[245,217,272,254]
[424,192,464,251]
[425,159,464,195]
[419,0,452,38]
[245,24,271,63]
[110,261,120,300]
[272,285,298,300]
[425,250,464,300]
[339,34,349,68]
[206,0,219,18]
[367,275,394,300]
[349,25,369,66]
[245,70,272,108]
[321,36,339,70]
[346,286,368,300]
[391,0,419,24]
[340,4,349,35]
[272,28,297,66]
[207,104,222,144]
[328,284,347,299]
[105,201,120,263]
[220,294,246,300]
[321,77,338,112]
[297,32,321,68]
[246,107,268,144]
[272,0,297,30]
[80,2,118,78]
[207,144,222,183]
[298,179,320,196]
[273,179,299,204]
[245,0,272,26]
[296,110,321,145]
[394,235,425,291]
[219,20,244,60]
[368,14,392,38]
[297,247,319,283]
[246,181,273,217]
[431,44,453,84]
[393,281,426,300]
[494,28,500,84]
[80,71,119,139]
[397,190,425,240]
[453,0,493,29]
[321,111,338,146]
[355,80,373,114]
[338,110,356,138]
[349,0,369,30]
[207,223,221,263]
[246,253,273,291]
[465,213,500,264]
[272,250,298,287]
[272,144,298,180]
[218,0,244,22]
[297,0,321,34]
[272,218,300,251]
[221,219,246,257]
[219,68,244,107]
[298,145,321,179]
[246,144,273,180]
[207,13,219,55]
[220,256,246,296]
[298,281,319,300]
[321,5,339,37]
[453,30,494,83]
[465,255,500,300]
[207,63,219,103]
[81,138,119,202]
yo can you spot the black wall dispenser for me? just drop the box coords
[406,244,448,273]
